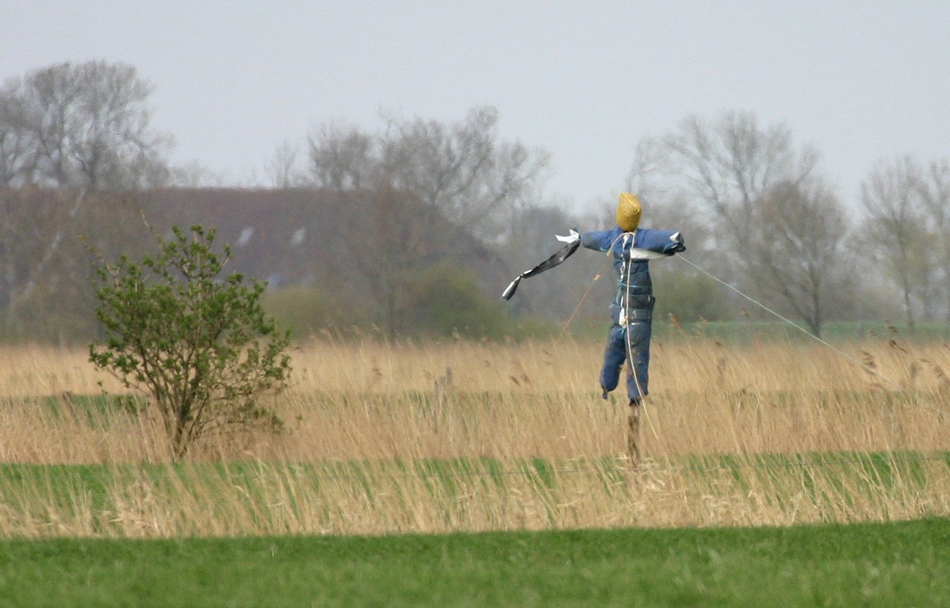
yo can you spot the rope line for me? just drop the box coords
[675,254,950,416]
[676,255,875,375]
[553,255,608,346]
[621,233,647,401]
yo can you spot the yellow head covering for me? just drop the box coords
[616,192,642,232]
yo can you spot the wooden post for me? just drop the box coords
[627,399,641,468]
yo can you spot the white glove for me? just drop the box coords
[555,229,580,244]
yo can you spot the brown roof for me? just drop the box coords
[136,187,510,296]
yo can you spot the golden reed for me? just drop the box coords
[1,335,948,537]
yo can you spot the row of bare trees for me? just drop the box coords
[623,111,949,337]
[3,60,949,341]
[271,106,550,244]
[286,107,950,338]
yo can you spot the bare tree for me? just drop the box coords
[626,139,716,256]
[307,122,376,191]
[0,187,150,342]
[0,78,36,186]
[307,106,549,244]
[334,182,441,340]
[748,179,853,337]
[860,156,935,329]
[918,158,950,321]
[625,138,671,206]
[18,61,171,190]
[265,141,306,188]
[629,110,838,325]
[303,107,550,336]
[656,110,818,255]
[0,187,57,326]
[379,106,548,242]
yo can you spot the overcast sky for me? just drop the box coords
[2,1,948,211]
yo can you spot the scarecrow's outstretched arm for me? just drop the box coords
[501,231,580,300]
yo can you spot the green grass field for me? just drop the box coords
[2,517,948,607]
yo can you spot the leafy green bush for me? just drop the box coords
[261,285,367,340]
[89,225,292,459]
[653,270,735,323]
[403,264,515,339]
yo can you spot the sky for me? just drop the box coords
[2,1,949,212]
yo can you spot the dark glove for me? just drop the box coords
[670,232,686,253]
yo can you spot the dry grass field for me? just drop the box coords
[1,332,950,538]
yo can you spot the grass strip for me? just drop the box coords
[1,518,949,607]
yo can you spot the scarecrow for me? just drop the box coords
[503,192,685,460]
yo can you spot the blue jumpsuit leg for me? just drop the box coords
[600,324,627,393]
[600,321,652,401]
[625,321,652,401]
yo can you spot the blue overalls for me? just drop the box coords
[580,226,683,402]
